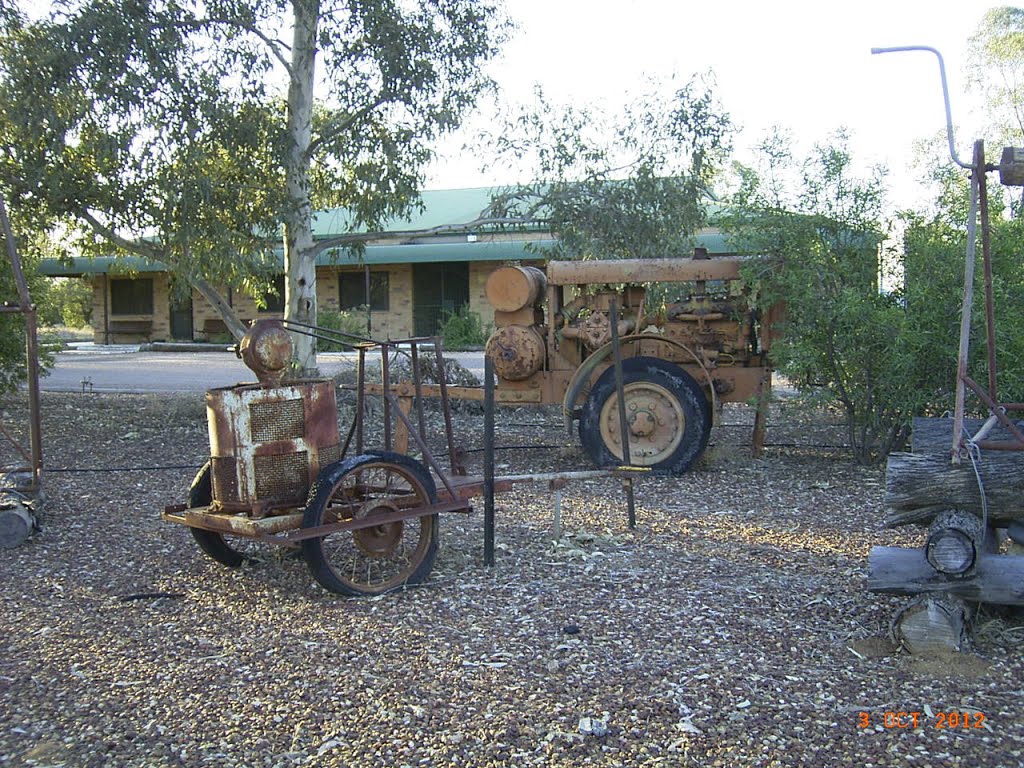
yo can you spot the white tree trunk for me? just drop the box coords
[283,0,320,373]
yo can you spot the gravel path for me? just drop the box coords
[0,391,1021,767]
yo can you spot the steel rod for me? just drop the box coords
[979,146,998,402]
[484,354,495,567]
[609,300,636,528]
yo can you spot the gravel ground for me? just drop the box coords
[1,388,1022,767]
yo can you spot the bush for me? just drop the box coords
[439,306,489,350]
[38,277,92,328]
[317,308,370,352]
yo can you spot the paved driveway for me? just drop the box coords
[43,347,485,393]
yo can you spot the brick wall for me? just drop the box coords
[87,261,522,344]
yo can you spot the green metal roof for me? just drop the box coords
[312,187,501,237]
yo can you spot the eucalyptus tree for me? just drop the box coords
[483,76,734,261]
[0,0,507,369]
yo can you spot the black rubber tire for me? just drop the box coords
[301,451,438,596]
[187,462,249,568]
[578,356,712,474]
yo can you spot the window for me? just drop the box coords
[339,271,389,311]
[110,278,153,315]
[259,275,286,313]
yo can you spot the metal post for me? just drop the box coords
[952,141,984,465]
[978,148,998,402]
[355,347,366,454]
[609,300,636,528]
[0,195,42,490]
[483,354,495,566]
[381,343,391,451]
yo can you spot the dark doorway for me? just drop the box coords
[170,295,193,340]
[412,263,469,336]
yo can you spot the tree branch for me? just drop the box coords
[157,17,293,76]
[307,95,390,158]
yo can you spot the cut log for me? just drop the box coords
[911,416,1024,454]
[867,546,1024,605]
[890,594,971,654]
[0,501,34,549]
[925,510,993,576]
[884,451,1024,527]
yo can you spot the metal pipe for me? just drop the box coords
[870,45,970,169]
[978,148,998,401]
[381,343,391,451]
[609,300,636,528]
[484,354,495,567]
[433,338,459,474]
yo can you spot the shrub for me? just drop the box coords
[317,308,370,352]
[439,306,489,350]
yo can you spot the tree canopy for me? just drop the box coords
[0,0,508,367]
[483,76,733,261]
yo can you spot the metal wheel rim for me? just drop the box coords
[598,380,685,465]
[319,461,432,592]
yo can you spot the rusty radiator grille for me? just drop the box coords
[254,451,309,501]
[320,443,341,467]
[249,399,305,443]
[211,457,240,503]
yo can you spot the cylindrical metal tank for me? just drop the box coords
[485,325,546,381]
[485,266,547,312]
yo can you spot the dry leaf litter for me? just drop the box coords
[0,389,1021,767]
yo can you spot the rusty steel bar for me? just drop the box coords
[0,194,42,490]
[961,374,1024,447]
[545,256,743,286]
[432,338,460,475]
[484,354,495,567]
[275,498,472,543]
[979,146,998,402]
[409,343,427,444]
[381,343,391,451]
[355,346,366,454]
[384,392,459,502]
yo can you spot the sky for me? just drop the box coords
[423,0,1006,211]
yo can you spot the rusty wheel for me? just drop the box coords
[579,357,711,474]
[186,463,261,567]
[301,452,438,596]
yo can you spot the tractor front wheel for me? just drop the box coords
[578,357,711,474]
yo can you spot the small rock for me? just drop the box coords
[578,716,608,737]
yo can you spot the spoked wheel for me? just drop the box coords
[301,452,438,596]
[186,462,261,567]
[579,357,712,474]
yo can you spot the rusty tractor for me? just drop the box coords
[482,249,773,474]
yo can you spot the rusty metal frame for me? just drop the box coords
[0,193,42,493]
[950,141,1024,461]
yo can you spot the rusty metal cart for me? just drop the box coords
[162,319,637,596]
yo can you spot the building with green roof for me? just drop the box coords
[39,187,736,343]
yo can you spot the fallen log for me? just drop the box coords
[867,545,1024,605]
[890,594,971,654]
[911,416,1024,454]
[884,451,1024,527]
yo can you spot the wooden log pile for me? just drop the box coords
[868,417,1024,653]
